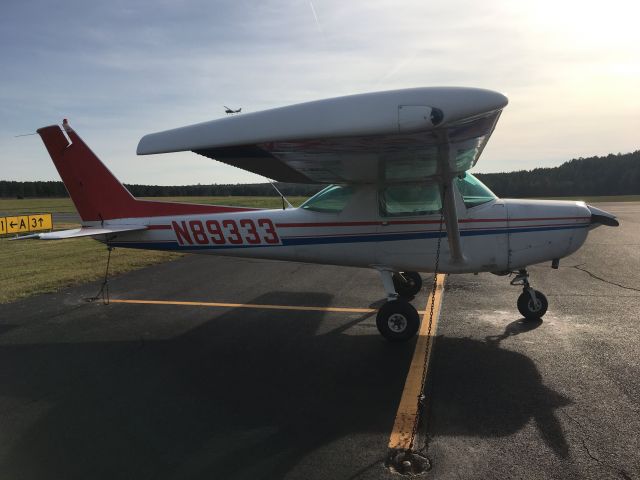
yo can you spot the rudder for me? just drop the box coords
[37,120,137,222]
[37,120,259,222]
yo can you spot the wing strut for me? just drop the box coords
[437,133,466,264]
[442,181,465,263]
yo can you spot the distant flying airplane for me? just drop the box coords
[224,106,241,114]
[26,87,618,342]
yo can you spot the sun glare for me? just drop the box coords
[521,0,640,48]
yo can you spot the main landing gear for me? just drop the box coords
[510,269,548,320]
[376,269,423,342]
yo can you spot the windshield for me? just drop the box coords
[455,173,496,208]
[300,185,353,213]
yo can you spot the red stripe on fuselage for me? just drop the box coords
[275,216,590,228]
[279,221,591,239]
[276,221,380,228]
[146,217,590,233]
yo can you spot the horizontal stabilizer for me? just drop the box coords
[12,225,147,240]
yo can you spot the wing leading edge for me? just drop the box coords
[137,87,508,184]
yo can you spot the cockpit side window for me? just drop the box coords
[379,183,442,217]
[455,173,497,208]
[300,185,353,213]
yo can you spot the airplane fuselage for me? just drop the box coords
[101,186,593,274]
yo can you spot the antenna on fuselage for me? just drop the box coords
[268,180,293,210]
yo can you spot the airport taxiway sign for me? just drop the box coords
[6,216,29,234]
[28,214,52,231]
[1,213,52,235]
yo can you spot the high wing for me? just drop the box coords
[137,87,508,184]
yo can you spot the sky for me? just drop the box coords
[1,0,639,185]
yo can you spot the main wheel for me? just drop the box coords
[376,300,420,342]
[517,289,548,320]
[392,271,423,299]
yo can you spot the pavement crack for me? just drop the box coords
[579,438,601,464]
[570,264,640,293]
[562,410,585,430]
[577,438,632,480]
[562,411,633,480]
[344,457,384,479]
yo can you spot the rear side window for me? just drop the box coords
[379,183,442,217]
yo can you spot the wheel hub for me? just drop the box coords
[388,313,408,333]
[399,273,415,287]
[528,298,542,311]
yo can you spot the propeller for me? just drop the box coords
[587,205,619,227]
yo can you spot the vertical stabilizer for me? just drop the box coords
[36,120,258,222]
[37,121,137,222]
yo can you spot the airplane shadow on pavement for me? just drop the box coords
[1,294,570,479]
[428,319,571,458]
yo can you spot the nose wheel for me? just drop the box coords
[511,269,548,320]
[517,289,548,319]
[392,271,423,299]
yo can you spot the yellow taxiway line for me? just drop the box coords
[110,298,437,315]
[111,298,382,314]
[388,273,446,451]
[113,287,445,450]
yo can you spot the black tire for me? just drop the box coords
[517,289,548,320]
[376,300,420,342]
[392,271,423,299]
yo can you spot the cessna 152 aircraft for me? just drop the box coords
[29,87,618,342]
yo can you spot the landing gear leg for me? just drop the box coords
[511,269,548,320]
[375,269,420,342]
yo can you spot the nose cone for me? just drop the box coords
[587,205,619,227]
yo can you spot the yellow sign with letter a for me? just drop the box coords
[6,216,29,234]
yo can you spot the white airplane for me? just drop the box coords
[28,87,618,342]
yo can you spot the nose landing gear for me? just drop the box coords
[511,269,548,320]
[392,271,423,299]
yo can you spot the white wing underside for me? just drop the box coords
[137,87,508,184]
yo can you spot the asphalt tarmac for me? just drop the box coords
[1,202,638,480]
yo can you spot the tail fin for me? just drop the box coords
[37,120,256,222]
[37,120,138,222]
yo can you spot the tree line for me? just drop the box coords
[0,181,323,199]
[2,150,639,198]
[474,150,640,197]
